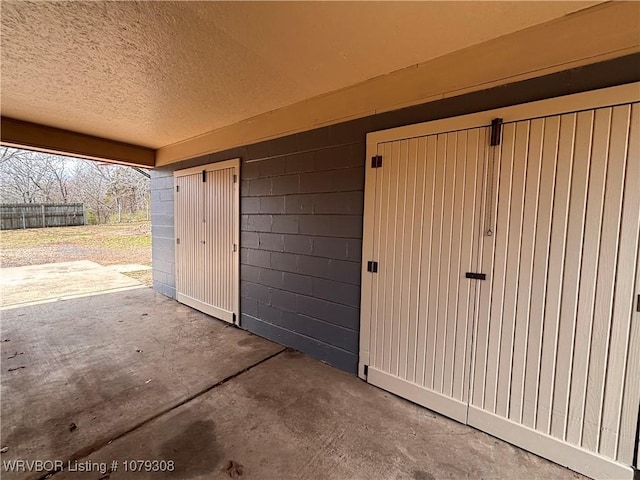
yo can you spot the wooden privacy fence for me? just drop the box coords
[0,203,85,230]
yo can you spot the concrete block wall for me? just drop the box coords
[150,54,640,374]
[151,169,176,299]
[152,125,372,372]
[239,142,366,372]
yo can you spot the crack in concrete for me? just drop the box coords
[37,346,287,480]
[149,329,191,397]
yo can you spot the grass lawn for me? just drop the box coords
[0,222,152,285]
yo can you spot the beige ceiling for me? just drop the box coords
[1,1,604,152]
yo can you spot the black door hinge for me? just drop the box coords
[465,272,486,280]
[367,261,378,273]
[202,169,207,182]
[490,118,503,146]
[176,185,180,192]
[636,294,640,313]
[363,365,368,377]
[176,238,180,245]
[233,174,237,183]
[371,155,383,168]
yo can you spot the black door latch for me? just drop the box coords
[465,272,486,280]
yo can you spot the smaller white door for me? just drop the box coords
[362,128,487,423]
[174,159,240,324]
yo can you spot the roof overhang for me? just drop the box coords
[1,1,638,168]
[1,117,154,167]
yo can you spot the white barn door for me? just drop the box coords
[363,128,488,422]
[469,103,640,479]
[359,85,640,479]
[174,159,240,324]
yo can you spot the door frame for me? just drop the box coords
[359,83,640,479]
[174,158,241,325]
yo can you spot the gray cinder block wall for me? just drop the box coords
[238,141,366,372]
[151,170,176,299]
[151,53,640,374]
[153,127,370,372]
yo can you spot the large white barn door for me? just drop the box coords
[364,128,487,422]
[174,159,240,324]
[469,103,640,478]
[360,85,640,480]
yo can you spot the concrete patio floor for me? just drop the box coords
[0,274,584,479]
[0,260,148,309]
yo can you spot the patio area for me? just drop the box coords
[0,266,583,480]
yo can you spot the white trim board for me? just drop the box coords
[367,367,468,424]
[468,407,634,480]
[176,293,234,323]
[366,83,640,149]
[174,157,241,177]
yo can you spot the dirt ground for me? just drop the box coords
[0,222,152,285]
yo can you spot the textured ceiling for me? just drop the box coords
[1,1,601,149]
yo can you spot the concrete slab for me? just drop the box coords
[53,352,583,480]
[104,264,152,274]
[0,288,283,480]
[0,261,144,308]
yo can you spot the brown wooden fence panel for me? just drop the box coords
[0,204,85,230]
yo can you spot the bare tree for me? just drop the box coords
[105,165,150,221]
[70,161,112,223]
[0,148,52,203]
[0,147,151,224]
[0,147,23,165]
[47,155,72,203]
[0,148,77,203]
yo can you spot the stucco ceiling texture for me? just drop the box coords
[1,1,601,149]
